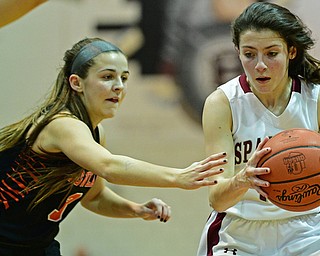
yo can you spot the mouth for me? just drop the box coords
[106,97,119,103]
[256,77,271,83]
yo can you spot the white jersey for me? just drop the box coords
[196,75,320,256]
[219,74,320,220]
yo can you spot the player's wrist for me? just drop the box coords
[233,171,251,190]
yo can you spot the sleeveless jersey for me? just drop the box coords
[219,74,320,220]
[0,128,99,250]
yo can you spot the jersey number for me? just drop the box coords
[48,193,83,222]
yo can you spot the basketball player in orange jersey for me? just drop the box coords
[0,38,227,255]
[197,2,320,256]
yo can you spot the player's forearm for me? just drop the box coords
[97,198,142,219]
[100,155,177,188]
[82,187,142,218]
[91,152,226,190]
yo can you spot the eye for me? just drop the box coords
[103,74,113,80]
[121,75,129,83]
[243,52,255,59]
[267,51,278,57]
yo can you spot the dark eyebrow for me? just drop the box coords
[241,44,282,50]
[98,68,130,75]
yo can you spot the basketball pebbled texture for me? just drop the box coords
[257,128,320,212]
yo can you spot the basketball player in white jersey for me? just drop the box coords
[197,2,320,256]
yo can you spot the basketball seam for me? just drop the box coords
[258,145,320,166]
[269,172,320,184]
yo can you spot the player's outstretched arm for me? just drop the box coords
[81,177,171,222]
[38,117,227,190]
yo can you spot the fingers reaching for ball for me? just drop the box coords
[177,151,228,190]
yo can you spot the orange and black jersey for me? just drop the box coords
[0,135,98,252]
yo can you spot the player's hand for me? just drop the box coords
[235,137,271,198]
[176,152,227,190]
[136,198,171,222]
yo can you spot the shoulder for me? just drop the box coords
[203,88,232,128]
[205,88,228,107]
[47,116,92,135]
[218,75,247,99]
[32,116,93,153]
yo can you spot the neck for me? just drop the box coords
[254,77,292,116]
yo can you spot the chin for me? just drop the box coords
[104,112,116,119]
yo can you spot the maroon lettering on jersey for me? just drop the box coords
[234,138,263,165]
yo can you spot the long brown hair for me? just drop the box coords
[0,37,122,208]
[232,2,320,83]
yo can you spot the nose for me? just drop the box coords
[255,57,267,73]
[112,79,125,92]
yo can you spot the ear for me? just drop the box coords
[289,46,297,60]
[69,74,83,92]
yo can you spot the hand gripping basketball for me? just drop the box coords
[257,128,320,212]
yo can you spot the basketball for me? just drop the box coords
[257,128,320,212]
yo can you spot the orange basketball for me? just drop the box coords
[257,128,320,212]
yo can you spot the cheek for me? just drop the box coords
[267,59,286,73]
[99,83,113,95]
[120,90,127,103]
[240,59,255,73]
